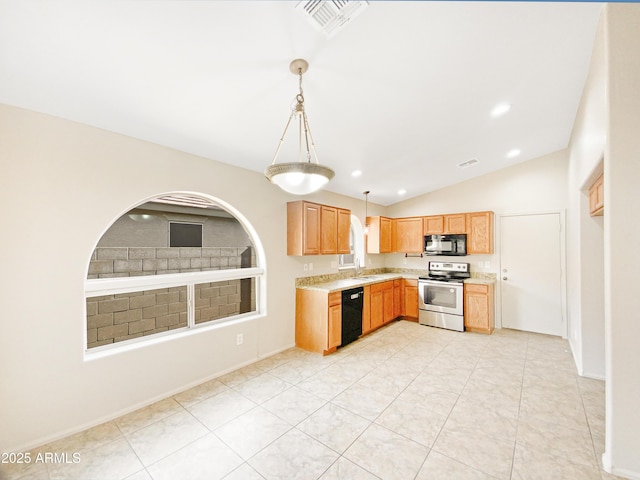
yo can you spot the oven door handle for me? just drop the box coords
[419,279,463,287]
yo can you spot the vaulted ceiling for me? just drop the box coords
[0,1,603,205]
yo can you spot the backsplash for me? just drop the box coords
[295,268,496,287]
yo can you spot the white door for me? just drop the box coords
[500,213,564,336]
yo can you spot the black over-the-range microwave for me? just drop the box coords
[424,233,467,256]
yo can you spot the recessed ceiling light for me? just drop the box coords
[351,170,362,177]
[506,149,521,159]
[491,103,512,118]
[398,189,407,196]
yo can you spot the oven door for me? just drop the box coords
[418,279,463,316]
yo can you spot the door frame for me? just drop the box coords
[496,210,568,338]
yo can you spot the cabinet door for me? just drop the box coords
[382,283,394,323]
[370,290,384,329]
[303,202,321,255]
[393,279,403,318]
[466,211,494,254]
[404,279,418,319]
[328,303,342,349]
[337,209,351,254]
[362,285,371,334]
[367,216,393,254]
[320,206,338,254]
[464,284,494,334]
[380,217,392,253]
[443,214,466,234]
[394,217,424,253]
[424,215,444,235]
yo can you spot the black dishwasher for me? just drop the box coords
[341,287,364,347]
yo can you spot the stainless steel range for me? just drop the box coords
[418,261,470,332]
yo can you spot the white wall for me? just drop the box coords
[603,4,640,477]
[387,150,568,268]
[566,7,607,380]
[0,103,380,452]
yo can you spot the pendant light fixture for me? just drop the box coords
[265,59,335,195]
[363,190,370,235]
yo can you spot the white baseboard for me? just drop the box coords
[603,452,640,479]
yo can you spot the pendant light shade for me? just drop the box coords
[265,59,335,195]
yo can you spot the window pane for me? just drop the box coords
[89,195,256,279]
[86,286,188,349]
[195,278,256,324]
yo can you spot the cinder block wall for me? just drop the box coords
[86,247,256,348]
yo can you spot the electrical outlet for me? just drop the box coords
[309,263,313,271]
[304,264,308,271]
[236,333,243,345]
[402,257,407,265]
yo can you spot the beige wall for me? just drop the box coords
[386,149,569,313]
[0,103,382,452]
[603,4,640,476]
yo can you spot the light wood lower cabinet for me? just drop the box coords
[296,289,342,354]
[296,278,418,355]
[403,279,418,320]
[369,280,395,329]
[463,283,494,334]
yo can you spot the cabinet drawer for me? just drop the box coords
[328,291,341,306]
[465,283,488,294]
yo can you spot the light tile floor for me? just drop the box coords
[1,321,625,480]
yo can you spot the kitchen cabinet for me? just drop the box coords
[403,279,419,320]
[589,174,604,216]
[466,211,494,254]
[370,280,394,329]
[296,289,342,354]
[444,214,466,234]
[393,217,424,253]
[423,215,444,235]
[463,283,494,334]
[367,216,393,254]
[337,208,352,254]
[393,279,403,318]
[288,201,351,256]
[362,285,372,334]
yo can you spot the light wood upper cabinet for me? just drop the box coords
[288,201,351,256]
[423,215,444,235]
[320,206,338,255]
[337,208,351,254]
[589,174,604,216]
[444,214,466,234]
[464,283,494,334]
[287,201,321,255]
[393,217,424,253]
[367,216,393,254]
[466,211,494,254]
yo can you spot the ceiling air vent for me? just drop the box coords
[458,158,479,168]
[296,1,370,38]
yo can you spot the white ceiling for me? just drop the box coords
[0,1,603,206]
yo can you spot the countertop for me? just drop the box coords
[297,273,406,293]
